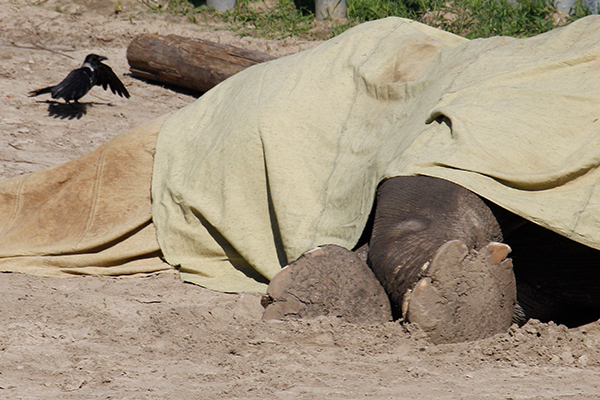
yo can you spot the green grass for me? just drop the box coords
[136,0,590,40]
[138,0,203,15]
[217,0,316,39]
[409,0,560,38]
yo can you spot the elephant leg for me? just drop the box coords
[505,222,600,327]
[368,176,516,343]
[262,245,393,324]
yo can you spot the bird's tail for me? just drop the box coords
[28,86,54,97]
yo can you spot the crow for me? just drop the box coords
[28,54,130,104]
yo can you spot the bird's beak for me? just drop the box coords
[99,56,108,61]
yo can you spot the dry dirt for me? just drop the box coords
[1,1,600,398]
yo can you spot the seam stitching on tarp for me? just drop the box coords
[0,173,30,237]
[74,140,112,251]
[568,184,594,238]
[309,20,408,248]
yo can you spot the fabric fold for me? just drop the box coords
[0,114,172,277]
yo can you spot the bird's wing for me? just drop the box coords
[96,63,130,98]
[51,68,94,101]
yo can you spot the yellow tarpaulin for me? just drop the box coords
[152,16,600,293]
[2,17,600,294]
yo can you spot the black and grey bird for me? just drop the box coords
[28,54,130,103]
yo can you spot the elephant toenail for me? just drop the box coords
[484,242,512,265]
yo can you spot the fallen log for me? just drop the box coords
[126,34,277,93]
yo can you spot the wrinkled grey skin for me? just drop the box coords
[366,175,600,327]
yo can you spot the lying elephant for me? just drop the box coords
[147,17,600,344]
[263,175,600,343]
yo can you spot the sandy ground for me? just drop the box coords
[1,1,600,398]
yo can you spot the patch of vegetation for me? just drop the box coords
[217,0,316,39]
[411,0,562,38]
[138,0,202,15]
[136,0,590,40]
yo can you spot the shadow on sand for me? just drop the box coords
[41,100,117,120]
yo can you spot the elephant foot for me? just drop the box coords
[405,240,516,344]
[261,245,392,324]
